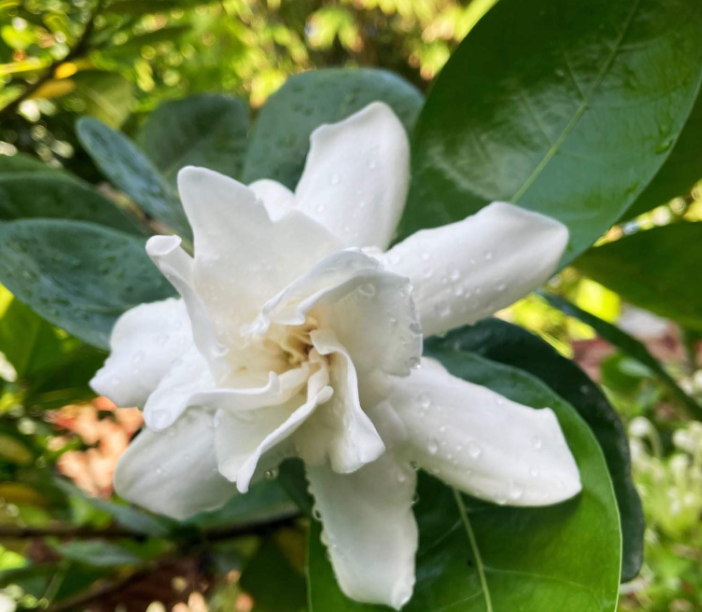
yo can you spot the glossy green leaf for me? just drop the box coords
[187,479,297,530]
[0,174,144,234]
[308,352,621,612]
[242,68,424,189]
[623,93,702,219]
[428,318,642,581]
[240,537,307,612]
[402,0,702,263]
[542,292,702,419]
[138,93,249,186]
[577,223,702,331]
[77,117,190,238]
[71,70,134,128]
[0,219,175,349]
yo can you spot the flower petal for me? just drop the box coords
[382,202,569,337]
[142,345,215,431]
[146,235,230,381]
[216,377,333,493]
[114,407,236,520]
[386,358,581,506]
[178,167,341,335]
[307,453,418,610]
[90,298,192,408]
[295,103,410,250]
[294,330,385,473]
[250,179,295,220]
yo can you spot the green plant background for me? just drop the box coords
[1,0,702,611]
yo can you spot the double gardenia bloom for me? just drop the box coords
[92,103,581,609]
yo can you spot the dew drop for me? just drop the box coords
[532,436,543,450]
[418,392,431,409]
[468,442,482,459]
[358,283,376,298]
[427,438,439,455]
[330,173,340,185]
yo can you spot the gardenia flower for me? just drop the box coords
[92,102,581,609]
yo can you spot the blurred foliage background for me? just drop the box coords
[1,0,702,611]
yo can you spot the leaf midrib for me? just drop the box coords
[453,489,493,612]
[511,0,644,203]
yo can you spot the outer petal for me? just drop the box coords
[90,298,192,407]
[114,407,236,520]
[382,202,569,337]
[293,330,385,473]
[146,235,230,381]
[294,103,409,250]
[386,358,581,506]
[250,179,295,220]
[178,167,341,337]
[307,454,418,610]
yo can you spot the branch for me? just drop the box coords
[0,0,102,122]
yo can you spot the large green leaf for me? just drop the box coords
[0,219,174,349]
[0,152,65,177]
[577,223,702,331]
[623,92,702,220]
[308,352,621,612]
[138,94,249,186]
[242,68,424,189]
[0,174,144,234]
[0,287,67,378]
[542,292,702,419]
[402,0,702,264]
[428,319,642,581]
[77,117,190,238]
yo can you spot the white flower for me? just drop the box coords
[92,102,581,609]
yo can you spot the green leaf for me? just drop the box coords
[138,93,249,187]
[0,432,33,465]
[242,68,424,189]
[542,292,702,419]
[0,287,66,378]
[428,319,642,582]
[186,479,297,530]
[0,174,144,234]
[577,223,702,331]
[71,70,134,128]
[52,540,141,567]
[54,479,170,537]
[0,152,64,177]
[308,352,621,612]
[240,537,307,612]
[623,92,702,219]
[77,117,190,238]
[0,219,174,349]
[402,0,702,264]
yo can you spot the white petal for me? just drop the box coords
[294,330,385,473]
[90,298,192,407]
[114,407,236,520]
[146,235,230,381]
[295,103,410,250]
[250,179,295,220]
[178,167,341,338]
[253,249,380,331]
[307,454,418,610]
[216,382,333,493]
[142,345,214,431]
[314,268,422,379]
[382,202,569,337]
[386,358,581,506]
